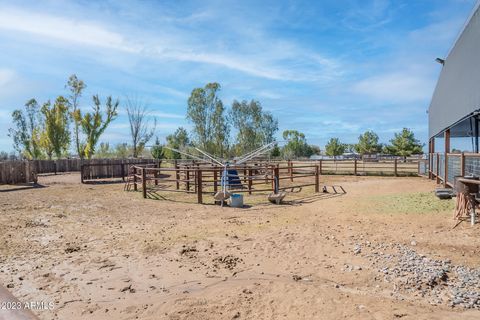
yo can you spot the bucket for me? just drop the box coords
[230,194,243,208]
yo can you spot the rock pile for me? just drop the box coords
[364,243,480,309]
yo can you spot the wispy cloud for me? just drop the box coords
[351,68,435,103]
[0,0,476,151]
[0,5,342,82]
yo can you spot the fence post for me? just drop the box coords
[461,152,465,177]
[444,153,448,187]
[121,164,125,182]
[243,164,247,183]
[290,160,293,182]
[315,165,319,193]
[319,160,322,175]
[197,169,203,204]
[394,159,398,177]
[186,166,190,191]
[133,166,138,191]
[273,166,280,193]
[265,165,269,184]
[80,164,84,184]
[213,169,218,193]
[248,169,252,195]
[142,167,147,198]
[175,160,179,190]
[436,153,440,184]
[354,159,357,176]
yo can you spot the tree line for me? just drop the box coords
[5,78,423,161]
[150,82,321,160]
[324,129,423,158]
[7,75,158,160]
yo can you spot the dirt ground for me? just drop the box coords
[1,173,480,320]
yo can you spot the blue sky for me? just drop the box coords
[0,0,477,152]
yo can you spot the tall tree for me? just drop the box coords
[66,75,86,158]
[74,95,119,159]
[187,83,229,157]
[230,100,278,156]
[125,96,157,158]
[8,99,44,159]
[384,128,423,157]
[355,130,382,155]
[282,130,313,159]
[151,137,164,160]
[165,127,189,159]
[325,138,346,158]
[40,96,71,159]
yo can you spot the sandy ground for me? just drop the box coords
[1,173,480,319]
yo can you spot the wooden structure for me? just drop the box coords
[127,161,321,204]
[80,160,158,183]
[0,159,157,185]
[454,177,480,226]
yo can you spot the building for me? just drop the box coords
[428,2,480,186]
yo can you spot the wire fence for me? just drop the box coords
[429,153,480,187]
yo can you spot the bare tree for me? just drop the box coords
[126,96,157,158]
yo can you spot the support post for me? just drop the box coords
[319,160,322,175]
[213,169,218,193]
[197,169,203,204]
[354,158,357,176]
[461,152,465,177]
[248,169,252,195]
[315,165,319,193]
[81,164,84,184]
[394,158,398,177]
[265,165,269,184]
[436,153,440,184]
[186,166,190,191]
[175,160,179,190]
[273,166,280,193]
[444,129,450,187]
[142,167,147,198]
[133,166,138,191]
[289,160,293,182]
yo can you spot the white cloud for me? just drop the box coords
[0,6,342,82]
[0,8,138,53]
[352,70,434,103]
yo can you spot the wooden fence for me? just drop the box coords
[0,158,424,185]
[129,163,321,203]
[0,159,157,185]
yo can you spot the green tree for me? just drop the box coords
[187,83,229,157]
[95,142,113,158]
[40,96,71,159]
[310,145,321,155]
[384,128,423,157]
[355,130,381,155]
[325,138,346,158]
[151,137,164,160]
[8,99,44,159]
[270,144,281,158]
[230,99,278,156]
[114,143,130,158]
[67,74,86,158]
[125,96,156,158]
[165,127,190,159]
[282,130,313,159]
[74,95,119,159]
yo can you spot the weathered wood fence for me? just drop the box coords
[130,162,321,203]
[0,159,157,185]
